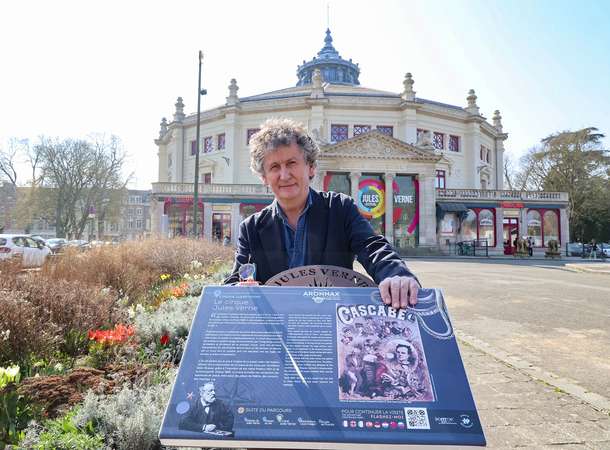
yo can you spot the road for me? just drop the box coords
[406,259,610,402]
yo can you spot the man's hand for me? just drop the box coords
[379,276,418,309]
[203,424,217,432]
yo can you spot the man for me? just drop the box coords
[179,382,234,433]
[225,118,419,309]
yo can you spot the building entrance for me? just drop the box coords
[503,218,519,255]
[212,213,231,242]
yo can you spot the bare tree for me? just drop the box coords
[0,138,25,185]
[35,135,131,238]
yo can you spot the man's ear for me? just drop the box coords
[308,164,316,181]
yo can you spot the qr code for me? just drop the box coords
[404,407,430,430]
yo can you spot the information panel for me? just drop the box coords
[159,286,486,448]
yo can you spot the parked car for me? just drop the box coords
[67,239,91,251]
[46,238,69,253]
[566,242,591,257]
[0,234,52,267]
[598,242,610,258]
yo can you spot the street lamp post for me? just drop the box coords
[193,50,207,237]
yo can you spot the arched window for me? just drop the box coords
[527,210,542,246]
[543,210,559,246]
[462,210,477,240]
[478,209,495,246]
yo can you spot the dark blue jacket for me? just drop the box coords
[224,190,418,285]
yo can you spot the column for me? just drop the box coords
[314,169,326,191]
[463,121,482,189]
[494,207,504,253]
[203,202,213,240]
[519,208,527,239]
[349,172,361,200]
[559,208,569,245]
[231,203,241,244]
[224,109,240,183]
[149,197,164,235]
[417,172,437,246]
[384,173,395,241]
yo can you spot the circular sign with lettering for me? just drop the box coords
[358,179,385,219]
[265,265,376,287]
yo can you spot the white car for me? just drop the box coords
[0,234,52,267]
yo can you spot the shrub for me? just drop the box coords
[0,276,120,366]
[73,369,177,450]
[0,365,40,448]
[41,238,233,304]
[19,410,104,450]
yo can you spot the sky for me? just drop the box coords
[1,0,609,189]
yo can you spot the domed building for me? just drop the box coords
[152,29,569,255]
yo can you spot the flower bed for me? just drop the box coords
[0,237,233,448]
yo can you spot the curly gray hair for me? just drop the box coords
[249,118,319,176]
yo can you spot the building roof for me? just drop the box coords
[296,29,361,86]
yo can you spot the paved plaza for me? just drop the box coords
[407,258,610,449]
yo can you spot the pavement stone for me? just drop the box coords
[460,341,610,449]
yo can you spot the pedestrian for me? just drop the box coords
[527,237,533,257]
[590,239,598,259]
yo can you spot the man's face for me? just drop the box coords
[396,346,410,364]
[200,383,216,404]
[261,143,315,210]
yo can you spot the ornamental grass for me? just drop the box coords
[41,237,233,305]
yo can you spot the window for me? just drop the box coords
[247,128,260,144]
[136,219,143,229]
[462,208,496,246]
[433,132,444,150]
[203,173,212,184]
[480,145,484,161]
[128,220,134,230]
[462,210,477,240]
[331,124,348,143]
[449,135,460,152]
[110,223,119,232]
[478,209,495,245]
[543,210,559,246]
[127,208,134,216]
[526,210,542,246]
[136,208,143,216]
[486,149,491,163]
[190,139,197,156]
[353,125,371,136]
[217,133,225,150]
[376,125,393,136]
[203,136,213,153]
[435,170,446,189]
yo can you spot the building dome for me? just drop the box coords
[296,29,360,86]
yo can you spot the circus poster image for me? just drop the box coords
[336,306,435,403]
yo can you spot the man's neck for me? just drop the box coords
[278,194,309,228]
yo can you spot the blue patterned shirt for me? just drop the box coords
[274,190,313,268]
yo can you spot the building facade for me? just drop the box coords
[152,30,569,254]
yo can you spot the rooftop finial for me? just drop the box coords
[402,72,416,101]
[493,110,503,132]
[159,117,168,137]
[465,89,480,115]
[310,69,325,98]
[173,97,185,122]
[226,78,240,106]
